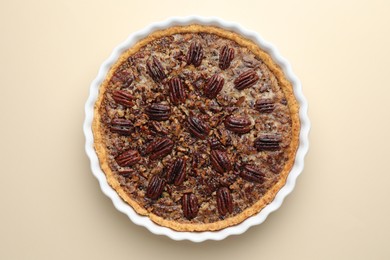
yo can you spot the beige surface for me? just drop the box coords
[0,0,389,259]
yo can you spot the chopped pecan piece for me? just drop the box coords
[168,77,186,105]
[165,158,187,185]
[240,164,265,183]
[210,150,231,174]
[115,149,141,167]
[255,99,275,113]
[149,121,169,135]
[219,45,235,70]
[224,115,252,134]
[146,137,174,160]
[216,187,233,216]
[146,56,166,83]
[254,134,282,151]
[145,103,171,121]
[234,70,259,90]
[146,175,166,200]
[112,90,134,107]
[204,74,224,99]
[110,118,133,135]
[186,41,203,67]
[182,193,199,220]
[187,115,210,139]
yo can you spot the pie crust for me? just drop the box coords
[92,25,300,231]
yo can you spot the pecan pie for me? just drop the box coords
[92,25,300,231]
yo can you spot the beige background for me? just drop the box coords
[1,0,389,259]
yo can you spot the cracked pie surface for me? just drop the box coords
[93,25,300,231]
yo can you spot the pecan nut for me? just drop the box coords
[254,133,282,151]
[219,45,235,70]
[240,164,265,183]
[234,70,259,90]
[115,149,141,167]
[165,158,187,185]
[210,150,231,174]
[111,69,134,87]
[146,56,166,83]
[182,193,199,220]
[146,175,166,200]
[216,187,233,216]
[146,137,174,160]
[186,41,203,67]
[204,74,224,99]
[168,77,186,105]
[224,115,252,134]
[145,103,171,121]
[187,115,210,139]
[255,99,275,113]
[110,118,133,135]
[112,90,134,107]
[209,137,224,150]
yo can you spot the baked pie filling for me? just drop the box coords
[93,25,300,231]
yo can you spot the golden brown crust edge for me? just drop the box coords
[92,24,300,232]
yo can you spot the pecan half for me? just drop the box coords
[216,187,233,216]
[146,56,166,83]
[186,41,203,67]
[112,90,134,107]
[209,137,224,150]
[146,137,174,160]
[182,193,199,220]
[224,115,252,134]
[255,99,275,113]
[210,150,231,174]
[219,45,235,70]
[234,70,259,90]
[187,115,210,139]
[165,158,187,185]
[146,175,166,200]
[110,118,133,135]
[115,149,141,167]
[145,103,171,121]
[254,134,282,151]
[168,77,186,105]
[240,164,265,183]
[111,69,134,87]
[204,74,224,99]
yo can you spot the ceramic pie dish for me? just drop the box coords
[84,16,309,242]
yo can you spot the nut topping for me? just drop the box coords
[210,150,232,174]
[145,103,171,121]
[146,175,166,200]
[146,137,174,160]
[112,90,134,107]
[110,118,133,135]
[209,137,224,150]
[186,41,203,67]
[204,74,224,99]
[216,187,233,216]
[115,149,141,167]
[240,164,265,183]
[234,70,259,90]
[187,115,210,139]
[166,158,187,185]
[254,134,282,151]
[146,56,166,83]
[182,193,199,220]
[219,45,235,70]
[255,99,275,113]
[111,69,134,87]
[168,77,186,105]
[224,115,252,134]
